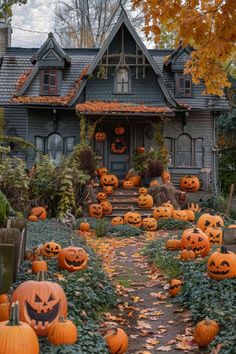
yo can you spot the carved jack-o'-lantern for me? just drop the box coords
[180,175,200,192]
[149,179,159,187]
[42,241,62,258]
[161,170,171,184]
[128,175,141,187]
[165,239,181,251]
[10,272,68,336]
[142,217,157,231]
[101,201,113,215]
[197,213,224,232]
[153,206,172,220]
[138,194,153,209]
[100,174,119,188]
[181,228,210,257]
[205,227,222,246]
[111,216,124,226]
[172,210,188,221]
[137,146,145,153]
[168,279,182,296]
[97,192,107,202]
[31,207,47,221]
[103,186,113,194]
[89,204,103,218]
[162,201,174,215]
[114,126,125,135]
[184,209,195,222]
[207,246,236,280]
[97,167,108,177]
[103,325,129,354]
[123,180,134,189]
[138,187,148,195]
[95,132,106,143]
[58,246,88,272]
[124,212,142,228]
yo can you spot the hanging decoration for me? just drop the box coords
[111,138,127,154]
[95,132,106,143]
[114,126,125,135]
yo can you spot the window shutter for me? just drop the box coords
[177,134,192,166]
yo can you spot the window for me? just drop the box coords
[40,69,59,95]
[35,136,44,160]
[115,67,130,93]
[177,134,192,166]
[172,133,204,167]
[65,137,75,155]
[48,133,63,166]
[175,74,193,97]
[164,137,173,166]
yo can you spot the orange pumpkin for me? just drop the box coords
[205,227,222,246]
[114,126,125,135]
[172,210,188,221]
[124,211,142,228]
[32,259,48,274]
[0,301,10,321]
[89,204,103,218]
[42,241,62,258]
[162,201,174,215]
[28,215,38,222]
[136,146,145,153]
[79,220,90,232]
[100,174,119,188]
[143,217,157,231]
[0,294,9,304]
[207,246,236,280]
[184,209,195,222]
[97,192,107,202]
[123,180,134,189]
[48,316,78,345]
[95,132,106,143]
[161,170,171,184]
[149,179,159,187]
[97,167,108,177]
[111,217,124,226]
[168,279,182,296]
[138,187,148,195]
[30,207,47,221]
[153,206,172,220]
[181,228,210,257]
[180,248,195,261]
[180,175,200,192]
[11,272,68,336]
[187,202,201,212]
[101,201,113,215]
[138,194,154,209]
[197,213,224,231]
[103,326,129,354]
[128,175,141,187]
[165,239,181,251]
[194,317,219,347]
[103,186,113,194]
[58,246,88,272]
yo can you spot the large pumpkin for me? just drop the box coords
[207,246,236,280]
[58,246,88,272]
[101,201,113,215]
[138,187,148,195]
[138,194,154,209]
[143,217,157,231]
[180,175,200,192]
[48,316,78,345]
[103,326,129,354]
[111,217,124,226]
[205,227,222,246]
[0,302,39,354]
[42,241,62,258]
[124,211,142,228]
[10,272,68,336]
[30,207,47,221]
[181,228,210,257]
[128,175,141,187]
[194,317,219,348]
[100,174,119,188]
[172,210,188,221]
[197,213,224,231]
[123,180,134,189]
[97,167,108,177]
[153,206,172,220]
[95,132,106,143]
[89,203,103,218]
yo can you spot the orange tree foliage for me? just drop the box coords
[132,0,236,96]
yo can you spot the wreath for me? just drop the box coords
[111,138,127,154]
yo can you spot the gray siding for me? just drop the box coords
[4,107,28,139]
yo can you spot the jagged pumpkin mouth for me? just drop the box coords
[45,249,60,256]
[209,269,230,275]
[170,284,181,289]
[128,219,141,225]
[191,245,206,253]
[65,257,85,267]
[26,301,59,326]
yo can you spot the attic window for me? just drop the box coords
[175,74,193,97]
[115,67,130,94]
[40,69,59,95]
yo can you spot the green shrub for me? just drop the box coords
[157,218,192,230]
[107,224,142,237]
[95,218,109,237]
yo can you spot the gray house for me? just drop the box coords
[0,12,228,193]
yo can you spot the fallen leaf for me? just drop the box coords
[156,345,172,351]
[136,321,153,330]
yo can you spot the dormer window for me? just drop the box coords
[175,74,193,97]
[40,69,59,95]
[115,67,130,94]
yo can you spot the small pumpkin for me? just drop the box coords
[103,186,113,194]
[32,259,48,274]
[123,180,134,189]
[153,206,172,220]
[180,175,200,192]
[194,317,219,347]
[100,174,119,188]
[172,209,188,221]
[24,248,39,262]
[128,175,141,187]
[48,316,78,345]
[79,220,90,232]
[138,194,154,209]
[0,302,10,321]
[28,215,38,222]
[30,207,47,220]
[97,167,108,177]
[95,132,106,143]
[181,228,210,257]
[103,326,129,354]
[97,192,107,202]
[165,239,181,251]
[58,246,88,272]
[137,146,145,153]
[161,170,171,184]
[184,209,195,222]
[207,246,236,280]
[149,179,159,187]
[124,211,142,228]
[114,126,125,135]
[111,217,124,226]
[101,201,113,215]
[0,302,39,354]
[42,241,62,258]
[143,217,157,231]
[205,227,222,246]
[168,279,182,296]
[162,201,174,215]
[89,203,103,218]
[180,248,195,261]
[197,213,224,231]
[138,187,148,195]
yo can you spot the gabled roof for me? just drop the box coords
[31,33,71,65]
[164,45,192,67]
[69,10,179,108]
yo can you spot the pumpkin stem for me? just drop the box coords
[7,302,20,326]
[36,270,47,281]
[220,246,229,254]
[70,240,75,247]
[59,316,66,322]
[193,228,200,233]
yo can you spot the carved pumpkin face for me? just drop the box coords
[162,201,174,215]
[138,194,154,209]
[180,175,200,192]
[168,279,182,296]
[180,248,195,261]
[95,132,106,143]
[143,217,157,231]
[205,227,222,245]
[138,187,148,195]
[100,174,119,188]
[58,246,88,272]
[42,241,62,258]
[197,213,224,231]
[97,167,108,177]
[181,228,210,257]
[172,210,188,221]
[97,192,107,202]
[123,180,134,189]
[89,204,103,218]
[31,207,47,220]
[114,126,125,135]
[153,207,172,220]
[111,216,124,226]
[101,201,113,215]
[161,170,171,184]
[185,209,195,222]
[207,246,236,280]
[103,327,129,354]
[128,175,141,187]
[149,179,159,187]
[137,146,145,153]
[103,186,113,194]
[187,202,201,212]
[124,212,142,227]
[165,239,181,251]
[11,276,67,336]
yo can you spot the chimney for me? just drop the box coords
[0,21,12,56]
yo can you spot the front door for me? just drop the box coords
[107,124,130,179]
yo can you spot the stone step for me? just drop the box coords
[105,211,154,219]
[107,198,138,205]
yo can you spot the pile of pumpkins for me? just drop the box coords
[28,207,47,222]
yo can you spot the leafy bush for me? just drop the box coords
[107,224,142,237]
[0,190,15,227]
[157,218,192,230]
[95,218,110,237]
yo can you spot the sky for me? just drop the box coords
[11,0,56,48]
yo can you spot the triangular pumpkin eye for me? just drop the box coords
[48,294,54,302]
[35,294,42,303]
[209,260,215,266]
